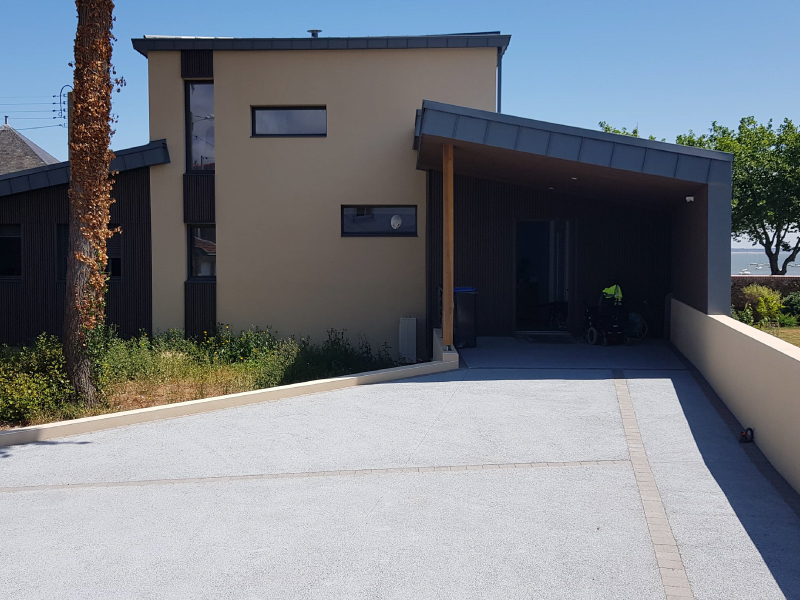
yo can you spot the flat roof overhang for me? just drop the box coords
[132,33,511,58]
[415,101,733,206]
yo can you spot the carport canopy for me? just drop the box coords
[413,100,733,347]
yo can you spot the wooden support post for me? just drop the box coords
[442,143,454,348]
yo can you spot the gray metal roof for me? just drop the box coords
[415,100,733,185]
[132,33,511,57]
[0,139,170,198]
[0,124,60,176]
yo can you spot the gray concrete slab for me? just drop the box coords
[1,339,798,599]
[0,369,625,488]
[0,466,663,600]
[627,371,800,600]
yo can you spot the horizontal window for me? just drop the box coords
[341,206,417,237]
[0,225,22,279]
[252,107,326,137]
[189,225,216,279]
[57,224,122,281]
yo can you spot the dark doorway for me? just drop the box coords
[515,220,569,332]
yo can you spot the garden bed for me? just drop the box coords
[0,326,397,429]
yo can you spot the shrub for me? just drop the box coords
[1,326,396,427]
[777,313,798,327]
[783,292,800,317]
[0,334,74,424]
[731,304,754,325]
[741,284,783,325]
[284,329,395,384]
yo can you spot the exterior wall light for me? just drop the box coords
[686,196,695,203]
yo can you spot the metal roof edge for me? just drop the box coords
[0,139,169,198]
[419,100,734,163]
[132,34,511,58]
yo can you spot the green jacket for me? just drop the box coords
[602,284,623,302]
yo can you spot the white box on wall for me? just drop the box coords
[399,318,417,363]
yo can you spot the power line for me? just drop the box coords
[2,109,57,113]
[16,124,66,131]
[0,102,57,106]
[3,117,60,120]
[0,95,55,99]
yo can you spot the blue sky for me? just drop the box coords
[4,0,799,247]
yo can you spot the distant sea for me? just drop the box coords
[731,251,768,275]
[731,249,800,275]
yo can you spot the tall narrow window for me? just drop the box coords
[57,224,121,281]
[252,107,327,137]
[186,82,215,172]
[106,224,122,280]
[188,226,216,278]
[0,225,22,279]
[56,224,69,281]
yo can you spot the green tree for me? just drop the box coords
[678,118,800,275]
[602,117,800,275]
[598,121,663,141]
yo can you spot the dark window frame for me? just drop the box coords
[341,205,418,238]
[251,106,327,138]
[0,224,23,282]
[187,224,217,282]
[185,80,215,174]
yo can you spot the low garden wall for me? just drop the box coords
[731,275,800,309]
[671,299,800,495]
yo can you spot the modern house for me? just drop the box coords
[0,32,733,360]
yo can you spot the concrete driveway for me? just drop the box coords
[1,339,799,599]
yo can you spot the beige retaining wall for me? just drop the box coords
[671,298,800,494]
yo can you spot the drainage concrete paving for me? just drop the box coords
[1,339,798,599]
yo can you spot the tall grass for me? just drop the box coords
[0,326,396,427]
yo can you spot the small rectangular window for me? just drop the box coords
[186,81,215,172]
[57,224,121,281]
[188,226,216,279]
[0,225,22,279]
[252,107,327,137]
[341,206,417,237]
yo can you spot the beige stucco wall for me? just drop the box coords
[671,298,800,494]
[203,47,497,356]
[148,51,188,333]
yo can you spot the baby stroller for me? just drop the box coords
[584,283,629,346]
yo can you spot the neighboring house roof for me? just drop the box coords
[0,124,60,176]
[414,100,733,185]
[132,32,511,57]
[193,237,216,255]
[0,139,170,198]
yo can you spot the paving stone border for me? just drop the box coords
[613,370,695,600]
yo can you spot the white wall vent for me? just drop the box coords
[399,318,417,363]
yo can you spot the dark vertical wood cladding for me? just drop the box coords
[426,171,673,348]
[184,281,216,338]
[183,174,215,223]
[181,50,213,79]
[0,168,152,345]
